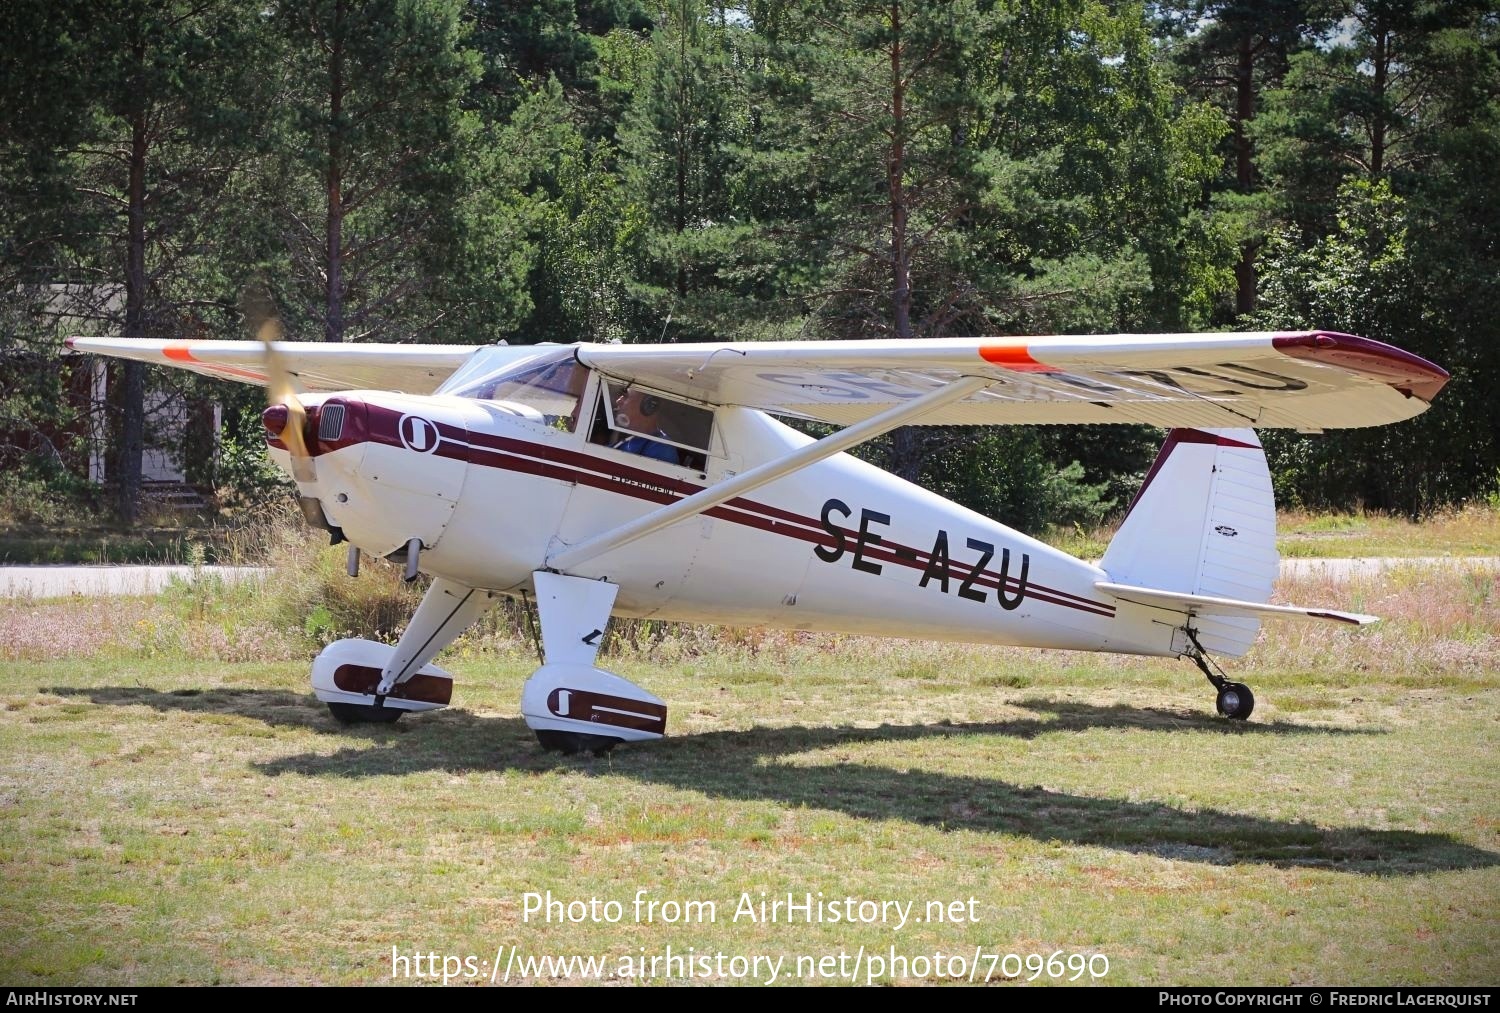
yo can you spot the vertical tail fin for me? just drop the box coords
[1099,428,1278,657]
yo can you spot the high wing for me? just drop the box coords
[67,330,1449,431]
[64,337,479,395]
[576,331,1448,430]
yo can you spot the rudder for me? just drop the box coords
[1099,429,1278,657]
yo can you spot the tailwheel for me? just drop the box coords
[1185,628,1255,722]
[534,729,624,756]
[327,701,404,724]
[1214,682,1255,721]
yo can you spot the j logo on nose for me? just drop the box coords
[399,415,439,453]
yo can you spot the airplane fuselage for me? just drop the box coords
[275,388,1179,660]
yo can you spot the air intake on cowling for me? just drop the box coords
[318,402,346,441]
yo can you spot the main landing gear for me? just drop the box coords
[311,578,495,723]
[1185,629,1255,721]
[519,572,667,755]
[309,571,664,755]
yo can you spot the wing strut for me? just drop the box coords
[545,375,995,571]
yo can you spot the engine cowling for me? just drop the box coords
[267,392,474,559]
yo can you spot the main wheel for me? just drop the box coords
[1214,682,1255,721]
[535,729,623,755]
[328,701,404,724]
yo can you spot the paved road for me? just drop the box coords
[1277,556,1496,579]
[0,565,269,598]
[1,557,1492,598]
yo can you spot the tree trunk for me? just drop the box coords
[886,2,923,483]
[888,0,912,343]
[889,427,925,484]
[1233,30,1257,317]
[116,37,149,523]
[324,0,346,343]
[1370,19,1387,176]
[675,0,688,303]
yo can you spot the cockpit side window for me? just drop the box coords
[448,350,589,432]
[590,381,713,470]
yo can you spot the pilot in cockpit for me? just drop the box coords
[609,388,679,464]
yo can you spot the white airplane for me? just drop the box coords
[67,329,1448,752]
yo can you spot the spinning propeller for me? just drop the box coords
[243,288,315,484]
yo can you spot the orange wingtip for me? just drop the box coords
[163,345,196,363]
[978,341,1057,372]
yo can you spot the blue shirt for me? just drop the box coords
[614,435,679,464]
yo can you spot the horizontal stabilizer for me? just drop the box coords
[1095,581,1378,626]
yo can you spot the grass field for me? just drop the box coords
[0,526,242,566]
[1044,503,1500,561]
[1,557,1496,986]
[2,503,1496,566]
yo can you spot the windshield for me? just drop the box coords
[442,347,589,432]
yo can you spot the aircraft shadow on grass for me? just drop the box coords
[53,685,1496,876]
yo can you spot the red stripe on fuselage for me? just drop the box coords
[353,404,1115,618]
[428,419,1111,611]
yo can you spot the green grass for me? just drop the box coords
[1276,506,1500,558]
[0,527,241,566]
[1,565,1497,985]
[4,503,1496,566]
[1,531,207,566]
[1041,503,1500,561]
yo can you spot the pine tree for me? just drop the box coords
[268,0,482,344]
[1254,2,1500,511]
[744,1,1226,489]
[1,0,269,522]
[618,0,745,342]
[1160,0,1320,317]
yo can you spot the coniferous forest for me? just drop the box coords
[2,1,1496,530]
